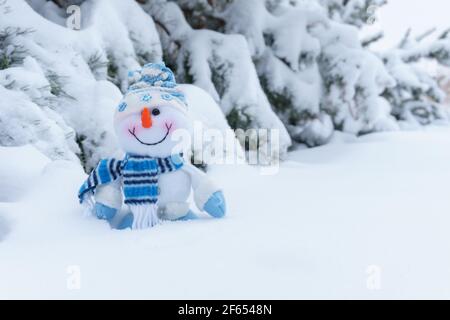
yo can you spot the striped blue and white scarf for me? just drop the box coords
[78,153,184,206]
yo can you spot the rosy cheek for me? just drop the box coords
[165,121,175,132]
[124,122,139,134]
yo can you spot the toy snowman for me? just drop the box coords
[78,62,226,229]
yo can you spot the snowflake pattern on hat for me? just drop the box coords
[161,93,173,101]
[118,102,127,112]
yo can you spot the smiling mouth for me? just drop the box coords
[128,123,172,146]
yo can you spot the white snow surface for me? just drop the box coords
[2,127,450,299]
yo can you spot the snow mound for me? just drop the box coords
[0,145,50,202]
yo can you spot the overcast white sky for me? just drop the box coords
[369,0,450,49]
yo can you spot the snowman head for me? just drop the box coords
[114,63,191,157]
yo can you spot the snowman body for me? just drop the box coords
[157,170,191,210]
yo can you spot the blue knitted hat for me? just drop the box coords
[115,62,187,122]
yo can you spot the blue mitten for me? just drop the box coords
[177,210,198,221]
[117,213,134,230]
[203,191,226,218]
[95,203,117,221]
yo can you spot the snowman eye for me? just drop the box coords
[152,108,160,116]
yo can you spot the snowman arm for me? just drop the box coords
[181,163,221,210]
[94,178,123,210]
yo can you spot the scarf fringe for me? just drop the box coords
[130,204,159,229]
[81,194,95,217]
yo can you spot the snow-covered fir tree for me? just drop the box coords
[0,0,161,170]
[170,0,399,140]
[380,28,450,126]
[1,0,450,171]
[141,0,292,157]
[320,0,387,27]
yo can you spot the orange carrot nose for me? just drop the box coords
[141,107,152,128]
